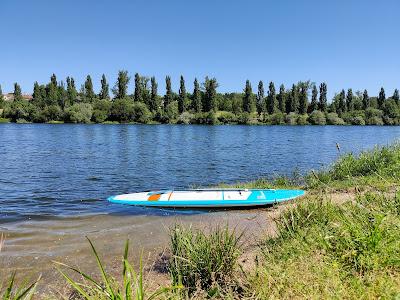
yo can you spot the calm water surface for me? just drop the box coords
[1,124,400,223]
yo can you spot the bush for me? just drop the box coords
[169,225,242,293]
[131,102,151,123]
[297,114,309,125]
[326,113,345,125]
[110,98,133,122]
[164,101,179,123]
[342,111,366,125]
[308,110,326,125]
[217,111,237,124]
[365,108,384,125]
[270,112,285,125]
[3,100,36,122]
[237,112,250,124]
[192,111,217,125]
[92,99,111,123]
[65,103,93,123]
[285,112,298,125]
[177,111,195,124]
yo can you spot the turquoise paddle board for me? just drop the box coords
[107,189,305,208]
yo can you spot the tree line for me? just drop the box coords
[1,71,399,125]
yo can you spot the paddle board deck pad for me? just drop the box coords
[107,189,305,208]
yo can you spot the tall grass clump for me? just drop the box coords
[55,237,177,300]
[0,234,41,300]
[168,225,243,294]
[307,143,400,189]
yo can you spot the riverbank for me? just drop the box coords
[1,144,400,299]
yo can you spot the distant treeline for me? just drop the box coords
[1,71,399,125]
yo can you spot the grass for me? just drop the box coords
[55,237,179,300]
[168,225,243,297]
[0,118,10,123]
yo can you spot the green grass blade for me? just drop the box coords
[56,267,92,300]
[4,272,16,300]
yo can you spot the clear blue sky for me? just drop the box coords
[1,0,399,99]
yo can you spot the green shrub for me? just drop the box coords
[326,112,345,125]
[342,111,366,125]
[169,225,242,293]
[192,111,217,125]
[217,111,237,124]
[131,102,151,123]
[65,103,93,123]
[308,110,326,125]
[92,99,111,123]
[110,98,134,122]
[285,112,298,125]
[43,104,63,122]
[270,112,285,125]
[3,101,36,122]
[297,114,309,125]
[365,108,384,125]
[237,112,250,124]
[177,112,194,124]
[164,101,179,123]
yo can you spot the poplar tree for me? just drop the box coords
[256,81,264,115]
[378,87,386,109]
[14,83,23,101]
[362,89,369,110]
[84,75,95,102]
[346,88,354,111]
[47,73,59,105]
[134,73,141,101]
[191,78,202,113]
[289,84,299,113]
[99,74,109,99]
[0,84,4,108]
[277,84,286,113]
[298,82,308,114]
[66,77,77,105]
[33,81,43,107]
[318,82,327,112]
[178,75,187,113]
[203,77,218,112]
[149,76,159,112]
[309,85,318,112]
[164,76,173,109]
[242,80,253,113]
[337,89,346,115]
[392,89,399,104]
[113,70,130,99]
[266,81,276,114]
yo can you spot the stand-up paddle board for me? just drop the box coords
[107,189,305,208]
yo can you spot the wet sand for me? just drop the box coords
[0,206,279,296]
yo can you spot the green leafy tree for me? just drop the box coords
[112,70,130,99]
[0,84,4,109]
[178,75,187,113]
[309,84,318,112]
[58,81,67,109]
[66,77,77,106]
[378,87,386,109]
[84,75,95,102]
[298,82,308,114]
[14,82,23,101]
[277,84,286,113]
[266,81,276,114]
[346,88,354,111]
[256,81,265,115]
[288,84,299,113]
[318,82,327,112]
[191,78,202,113]
[362,89,370,110]
[203,77,218,112]
[392,89,399,104]
[32,81,45,108]
[242,80,253,113]
[337,89,346,116]
[164,76,173,110]
[149,76,159,112]
[99,74,109,100]
[134,73,141,102]
[46,73,59,105]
